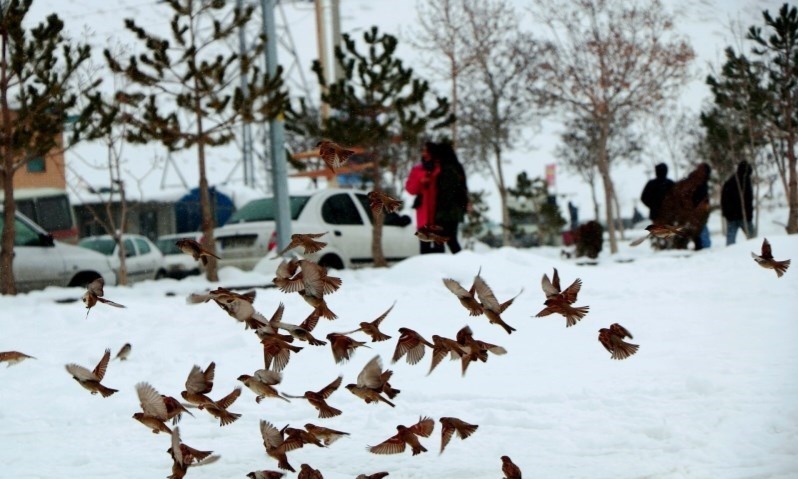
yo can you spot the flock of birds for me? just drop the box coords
[2,141,793,478]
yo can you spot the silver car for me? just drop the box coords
[0,209,116,292]
[79,234,167,283]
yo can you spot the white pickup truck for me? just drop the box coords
[211,188,418,272]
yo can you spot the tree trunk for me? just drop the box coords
[612,187,625,240]
[493,144,511,246]
[597,125,618,254]
[788,152,798,233]
[0,169,16,295]
[589,176,600,222]
[198,144,218,281]
[371,161,387,267]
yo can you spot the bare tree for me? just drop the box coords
[531,0,694,253]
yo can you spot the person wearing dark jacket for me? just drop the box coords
[433,142,468,254]
[721,160,755,246]
[641,163,674,222]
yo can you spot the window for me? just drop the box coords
[36,196,73,231]
[27,156,45,173]
[0,215,47,246]
[124,239,136,257]
[227,196,310,224]
[135,238,151,255]
[355,193,409,227]
[79,238,116,255]
[321,194,363,225]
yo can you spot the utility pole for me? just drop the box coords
[237,0,255,187]
[261,0,291,251]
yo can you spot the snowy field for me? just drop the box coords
[2,218,797,479]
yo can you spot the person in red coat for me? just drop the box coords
[405,142,442,253]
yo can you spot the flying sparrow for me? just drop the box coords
[326,332,370,364]
[180,362,216,409]
[0,350,36,367]
[167,426,218,479]
[415,224,450,244]
[65,348,117,397]
[269,304,326,346]
[273,258,303,293]
[540,268,582,304]
[260,333,303,372]
[303,423,350,446]
[247,471,285,479]
[345,355,397,407]
[368,416,435,456]
[340,302,395,342]
[162,395,194,425]
[114,343,132,361]
[392,328,434,365]
[175,238,220,265]
[133,382,172,434]
[501,455,523,479]
[456,326,507,376]
[535,297,589,328]
[283,376,343,419]
[283,427,326,448]
[752,238,791,277]
[298,463,324,479]
[274,232,328,258]
[238,369,290,403]
[203,387,243,426]
[629,224,690,246]
[428,335,467,376]
[439,417,478,454]
[317,140,355,173]
[368,190,403,214]
[82,277,125,316]
[473,275,521,334]
[442,270,484,316]
[598,323,639,360]
[188,288,266,330]
[260,419,304,472]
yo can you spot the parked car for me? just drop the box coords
[156,232,202,279]
[212,188,417,272]
[79,234,167,283]
[0,209,116,292]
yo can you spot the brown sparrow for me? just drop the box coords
[247,471,285,479]
[180,362,215,409]
[752,238,791,277]
[273,258,303,293]
[269,304,326,346]
[65,348,117,397]
[326,332,370,364]
[540,268,582,304]
[82,277,125,316]
[317,140,355,173]
[598,323,639,360]
[133,382,172,434]
[368,190,403,214]
[340,302,395,342]
[167,426,218,479]
[368,416,435,456]
[415,224,450,244]
[283,427,325,448]
[203,387,242,426]
[442,270,484,316]
[260,419,304,472]
[473,275,521,334]
[274,232,328,258]
[501,455,523,479]
[188,287,266,330]
[535,297,589,328]
[114,343,131,361]
[303,423,350,446]
[260,333,303,372]
[456,326,507,376]
[162,395,194,425]
[0,350,36,367]
[175,238,220,265]
[283,376,343,418]
[345,355,398,407]
[392,328,434,365]
[298,463,324,479]
[439,417,478,454]
[238,369,290,403]
[629,224,690,246]
[428,335,467,375]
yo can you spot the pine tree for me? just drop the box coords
[0,0,99,295]
[295,26,452,267]
[106,0,287,281]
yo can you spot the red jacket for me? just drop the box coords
[405,162,439,228]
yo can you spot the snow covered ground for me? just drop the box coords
[2,215,797,478]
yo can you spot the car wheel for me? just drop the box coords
[155,269,167,280]
[68,272,102,288]
[318,254,344,270]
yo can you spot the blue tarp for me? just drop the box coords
[174,186,235,233]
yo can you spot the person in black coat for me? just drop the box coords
[721,160,755,246]
[641,163,674,222]
[433,142,468,254]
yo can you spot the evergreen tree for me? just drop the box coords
[293,26,452,267]
[461,189,489,249]
[507,172,566,247]
[0,0,99,294]
[106,0,287,281]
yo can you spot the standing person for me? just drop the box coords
[690,163,712,250]
[405,142,443,254]
[659,162,712,251]
[433,142,468,254]
[640,162,674,222]
[721,160,755,246]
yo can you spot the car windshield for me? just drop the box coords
[226,196,309,224]
[79,238,116,256]
[156,238,183,255]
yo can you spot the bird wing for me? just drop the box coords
[368,433,406,455]
[541,273,559,298]
[300,237,327,254]
[97,297,126,308]
[391,333,417,363]
[65,363,97,381]
[610,323,633,339]
[357,355,384,388]
[598,330,614,354]
[260,420,283,448]
[299,310,321,332]
[409,416,435,437]
[317,375,343,399]
[761,238,774,260]
[451,418,478,439]
[561,279,582,304]
[93,349,112,380]
[268,303,286,326]
[629,235,650,247]
[253,369,282,385]
[499,288,523,313]
[472,276,500,311]
[185,364,212,394]
[137,382,168,419]
[215,387,242,409]
[303,232,328,239]
[170,427,184,465]
[371,302,395,327]
[298,261,325,297]
[406,343,427,365]
[440,419,455,453]
[87,277,105,296]
[443,278,470,299]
